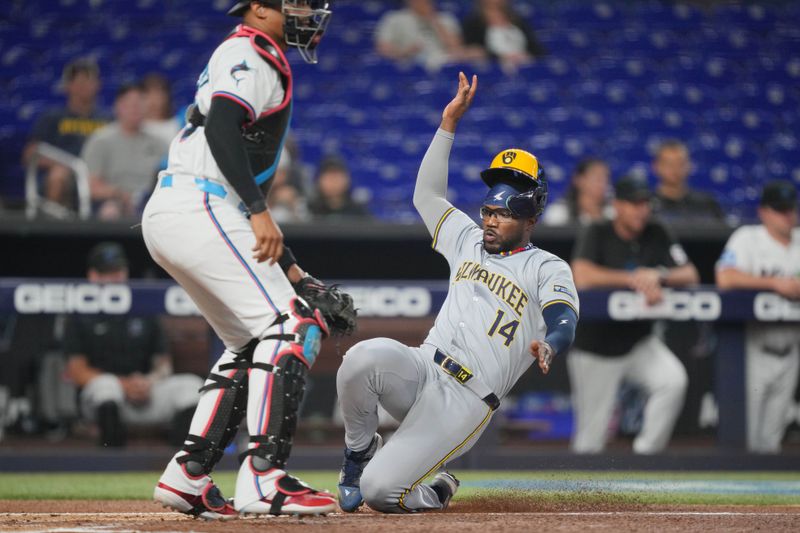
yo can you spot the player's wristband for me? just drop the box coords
[248,199,267,215]
[278,245,297,272]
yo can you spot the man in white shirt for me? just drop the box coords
[375,0,475,71]
[716,180,800,453]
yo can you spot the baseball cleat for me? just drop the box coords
[430,471,460,510]
[234,461,337,516]
[154,481,238,520]
[337,433,383,512]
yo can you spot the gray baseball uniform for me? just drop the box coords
[337,129,579,513]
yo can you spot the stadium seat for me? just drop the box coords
[2,0,799,221]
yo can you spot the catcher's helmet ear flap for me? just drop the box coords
[481,148,548,219]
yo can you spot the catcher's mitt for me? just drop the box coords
[293,276,357,336]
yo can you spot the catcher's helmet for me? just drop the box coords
[228,1,332,64]
[481,148,548,219]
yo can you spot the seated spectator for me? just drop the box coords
[64,242,203,447]
[543,157,612,226]
[716,180,800,453]
[141,73,181,147]
[375,0,480,72]
[462,0,545,72]
[309,156,370,219]
[22,58,108,209]
[267,145,311,223]
[651,139,724,222]
[81,83,168,219]
[568,175,698,454]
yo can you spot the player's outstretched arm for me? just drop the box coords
[413,72,477,235]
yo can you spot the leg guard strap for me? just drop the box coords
[176,434,225,475]
[239,434,292,466]
[198,345,255,393]
[268,474,315,515]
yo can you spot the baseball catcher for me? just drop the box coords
[145,0,355,520]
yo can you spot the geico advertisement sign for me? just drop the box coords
[164,285,432,318]
[608,290,721,321]
[753,293,800,321]
[341,286,432,317]
[164,286,201,316]
[14,283,131,314]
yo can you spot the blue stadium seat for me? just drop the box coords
[2,0,799,221]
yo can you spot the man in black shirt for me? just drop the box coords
[652,139,725,222]
[568,175,699,454]
[64,242,202,446]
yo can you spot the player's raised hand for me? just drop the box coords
[251,210,284,265]
[440,71,478,133]
[530,340,554,375]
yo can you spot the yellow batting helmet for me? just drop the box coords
[481,148,548,218]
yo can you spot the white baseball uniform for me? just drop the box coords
[144,25,331,515]
[717,225,800,453]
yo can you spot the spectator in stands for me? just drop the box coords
[81,83,168,220]
[375,0,481,72]
[716,180,800,453]
[268,147,311,223]
[141,73,181,147]
[543,157,612,226]
[22,58,108,208]
[651,139,724,222]
[568,175,697,454]
[461,0,545,72]
[63,242,202,447]
[309,156,370,219]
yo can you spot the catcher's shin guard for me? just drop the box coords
[175,345,254,477]
[155,346,255,519]
[235,298,334,514]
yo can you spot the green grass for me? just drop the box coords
[1,471,798,505]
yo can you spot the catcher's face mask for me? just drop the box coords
[282,0,332,64]
[228,0,332,64]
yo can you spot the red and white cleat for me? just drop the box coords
[154,481,239,520]
[234,460,336,516]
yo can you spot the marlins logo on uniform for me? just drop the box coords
[230,60,251,85]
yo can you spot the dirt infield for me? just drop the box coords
[2,500,800,532]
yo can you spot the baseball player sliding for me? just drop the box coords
[143,1,355,520]
[335,73,580,513]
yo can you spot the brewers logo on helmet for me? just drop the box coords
[481,148,548,219]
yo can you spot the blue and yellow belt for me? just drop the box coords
[434,349,500,411]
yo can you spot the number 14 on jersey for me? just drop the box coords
[488,309,519,347]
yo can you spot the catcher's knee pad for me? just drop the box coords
[270,297,329,368]
[177,345,257,477]
[242,350,308,471]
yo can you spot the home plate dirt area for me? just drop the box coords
[2,500,800,532]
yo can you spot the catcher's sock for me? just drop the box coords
[97,401,126,447]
